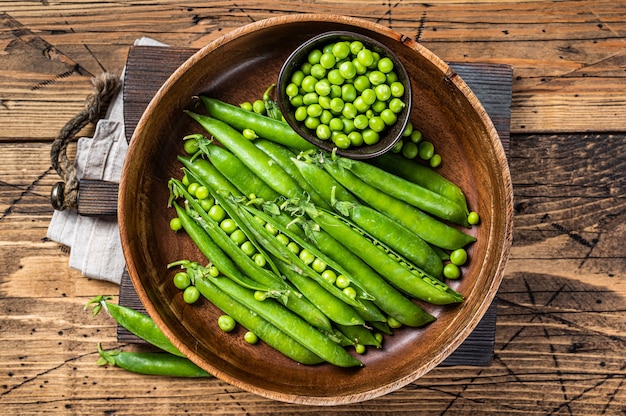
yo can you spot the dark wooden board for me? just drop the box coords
[117,45,513,367]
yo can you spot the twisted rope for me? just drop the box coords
[50,72,121,210]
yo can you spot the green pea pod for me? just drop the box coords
[290,156,359,205]
[274,260,365,327]
[97,343,212,378]
[172,261,324,365]
[200,96,315,151]
[310,208,464,305]
[336,324,381,348]
[86,296,183,357]
[170,178,333,331]
[370,152,470,214]
[170,199,269,293]
[239,201,387,324]
[322,159,476,251]
[342,157,471,227]
[291,156,444,277]
[197,268,363,367]
[296,219,436,327]
[194,141,281,201]
[178,155,242,197]
[223,195,370,313]
[254,139,331,209]
[186,111,310,202]
[344,203,444,278]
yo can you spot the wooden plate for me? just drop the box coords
[118,14,513,405]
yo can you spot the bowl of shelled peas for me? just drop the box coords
[277,31,412,159]
[119,14,513,406]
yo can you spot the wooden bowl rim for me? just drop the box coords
[119,13,514,405]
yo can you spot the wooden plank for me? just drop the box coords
[2,1,626,141]
[116,46,513,367]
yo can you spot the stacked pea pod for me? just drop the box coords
[165,94,479,368]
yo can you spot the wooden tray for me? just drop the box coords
[114,45,512,367]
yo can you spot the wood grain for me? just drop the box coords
[1,1,625,414]
[2,1,626,140]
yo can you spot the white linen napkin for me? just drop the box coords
[47,37,168,284]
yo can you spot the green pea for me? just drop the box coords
[240,240,256,257]
[252,100,265,114]
[187,182,199,196]
[429,153,442,168]
[253,253,266,267]
[362,129,380,145]
[377,56,394,73]
[264,222,278,235]
[183,285,200,304]
[173,272,190,290]
[450,248,468,266]
[418,140,435,160]
[380,109,397,126]
[314,78,332,96]
[239,101,253,111]
[332,133,350,149]
[244,331,258,344]
[329,117,344,131]
[361,88,377,105]
[307,103,323,118]
[368,70,387,86]
[299,248,315,265]
[302,92,319,106]
[387,316,402,329]
[275,233,290,245]
[338,61,357,80]
[341,84,357,103]
[320,109,333,124]
[316,123,332,140]
[321,269,337,284]
[355,343,366,354]
[403,121,413,137]
[290,95,304,107]
[291,70,305,86]
[368,116,386,133]
[388,97,406,113]
[242,128,257,141]
[342,103,357,119]
[217,315,236,332]
[350,40,364,54]
[208,204,226,222]
[353,96,369,113]
[285,83,299,97]
[169,217,182,232]
[287,241,300,255]
[253,290,267,301]
[310,63,326,79]
[311,257,327,273]
[410,129,422,144]
[301,75,317,92]
[402,141,418,159]
[320,52,336,69]
[353,75,370,92]
[468,211,481,225]
[328,69,345,85]
[304,116,320,130]
[391,140,404,153]
[443,263,461,279]
[335,275,351,289]
[390,81,405,97]
[342,286,357,300]
[220,218,237,235]
[294,106,308,121]
[356,48,374,67]
[348,131,364,146]
[332,41,350,60]
[375,84,392,101]
[307,48,322,65]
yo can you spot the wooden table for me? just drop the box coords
[1,1,624,414]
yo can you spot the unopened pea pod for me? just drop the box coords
[197,265,363,367]
[170,178,332,331]
[343,157,470,227]
[275,260,365,327]
[200,96,315,151]
[174,261,324,365]
[311,208,464,305]
[178,155,241,197]
[254,139,331,209]
[97,344,212,378]
[370,152,469,214]
[194,141,281,202]
[85,296,183,357]
[322,160,476,251]
[290,156,359,205]
[297,220,436,327]
[186,111,307,201]
[346,203,443,278]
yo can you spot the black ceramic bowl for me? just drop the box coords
[277,31,412,159]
